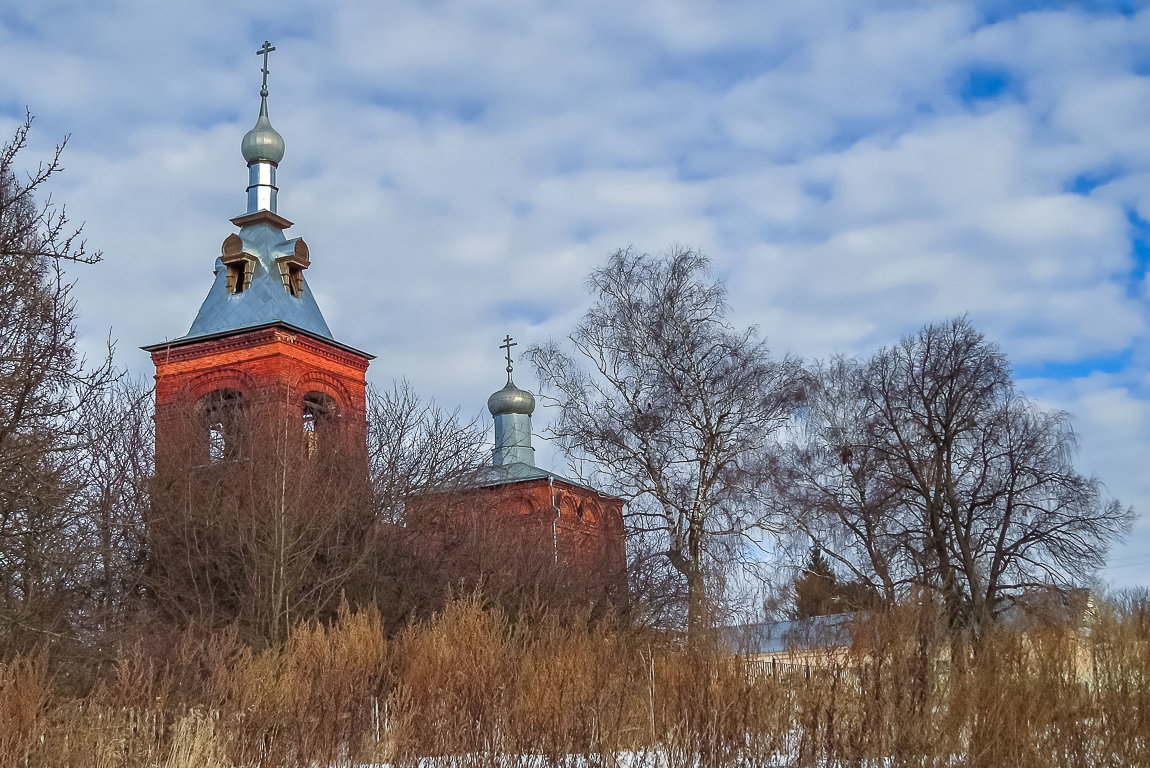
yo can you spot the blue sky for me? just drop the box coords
[2,0,1150,587]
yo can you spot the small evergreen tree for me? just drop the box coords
[794,547,881,618]
[794,547,838,618]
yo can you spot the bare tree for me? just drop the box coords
[783,316,1133,645]
[0,113,116,650]
[73,377,154,633]
[365,380,489,525]
[148,395,377,646]
[147,379,493,642]
[529,247,805,643]
[781,355,909,605]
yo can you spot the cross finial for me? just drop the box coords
[257,41,276,96]
[500,334,517,379]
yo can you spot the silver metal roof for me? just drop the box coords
[487,378,536,417]
[181,220,333,342]
[722,613,855,655]
[475,461,610,496]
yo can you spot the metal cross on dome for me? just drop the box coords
[257,40,276,95]
[500,335,517,375]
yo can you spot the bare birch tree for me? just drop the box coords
[529,247,805,643]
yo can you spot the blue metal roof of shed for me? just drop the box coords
[723,613,855,655]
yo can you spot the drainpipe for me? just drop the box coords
[549,477,559,564]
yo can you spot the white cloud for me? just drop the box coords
[3,0,1149,585]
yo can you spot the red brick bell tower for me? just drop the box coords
[141,44,375,636]
[143,43,371,475]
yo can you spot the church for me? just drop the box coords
[142,43,624,612]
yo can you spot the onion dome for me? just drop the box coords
[488,336,536,467]
[488,376,535,416]
[241,92,285,165]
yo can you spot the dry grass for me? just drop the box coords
[0,652,52,766]
[2,595,1148,766]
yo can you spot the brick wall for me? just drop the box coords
[149,325,370,467]
[407,476,627,597]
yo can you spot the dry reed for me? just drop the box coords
[2,593,1147,766]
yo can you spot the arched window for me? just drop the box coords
[302,391,338,457]
[576,498,600,526]
[198,388,245,462]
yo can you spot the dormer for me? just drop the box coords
[276,238,309,298]
[220,233,256,294]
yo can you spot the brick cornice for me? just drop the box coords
[477,474,625,505]
[284,331,371,371]
[147,325,371,371]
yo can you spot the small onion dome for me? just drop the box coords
[241,95,285,164]
[488,378,535,416]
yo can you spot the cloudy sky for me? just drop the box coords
[2,0,1149,586]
